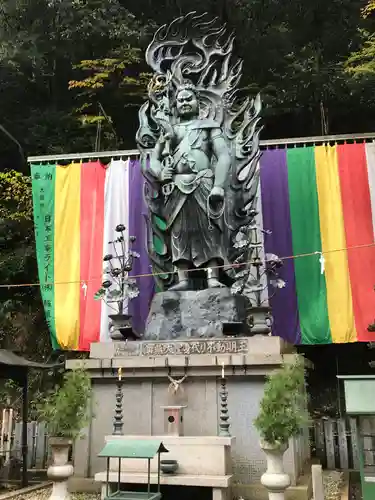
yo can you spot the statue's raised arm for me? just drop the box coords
[136,11,262,292]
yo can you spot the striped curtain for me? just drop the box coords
[31,159,154,350]
[261,143,375,344]
[31,142,375,350]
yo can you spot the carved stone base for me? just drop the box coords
[143,288,250,340]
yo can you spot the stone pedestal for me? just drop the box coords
[144,288,250,340]
[260,441,290,500]
[67,336,311,500]
[47,438,74,500]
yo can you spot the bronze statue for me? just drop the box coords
[137,12,262,292]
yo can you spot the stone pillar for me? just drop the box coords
[311,464,324,500]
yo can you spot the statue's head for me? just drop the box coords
[175,82,199,119]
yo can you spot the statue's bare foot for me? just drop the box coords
[169,280,190,292]
[207,278,226,289]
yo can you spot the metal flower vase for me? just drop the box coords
[260,440,290,500]
[109,313,135,341]
[47,437,74,500]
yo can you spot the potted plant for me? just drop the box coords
[94,224,140,340]
[254,358,308,500]
[37,369,92,500]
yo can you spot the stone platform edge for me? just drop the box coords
[66,336,297,377]
[68,476,311,500]
[89,335,293,359]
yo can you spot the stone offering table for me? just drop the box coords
[95,435,234,500]
[67,335,311,500]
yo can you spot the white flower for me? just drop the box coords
[270,278,286,289]
[265,253,282,266]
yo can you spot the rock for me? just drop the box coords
[144,288,250,340]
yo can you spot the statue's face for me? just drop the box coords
[176,89,198,118]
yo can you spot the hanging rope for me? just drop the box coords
[167,373,188,395]
[0,241,372,289]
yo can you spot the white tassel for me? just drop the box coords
[315,252,325,275]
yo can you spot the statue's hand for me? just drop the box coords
[209,186,224,201]
[160,155,174,181]
[160,167,174,181]
[208,186,225,212]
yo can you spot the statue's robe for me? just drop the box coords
[162,119,226,268]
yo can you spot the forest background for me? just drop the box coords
[0,0,374,411]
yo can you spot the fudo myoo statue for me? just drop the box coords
[146,81,231,291]
[137,12,262,293]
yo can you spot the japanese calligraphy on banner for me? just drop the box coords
[31,164,58,349]
[30,159,155,351]
[113,338,249,357]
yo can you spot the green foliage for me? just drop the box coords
[69,56,151,132]
[0,0,373,153]
[129,0,373,136]
[363,0,375,17]
[0,379,37,419]
[67,5,152,131]
[254,358,308,446]
[0,171,39,355]
[37,369,92,439]
[345,0,375,77]
[0,171,32,221]
[0,168,49,357]
[0,216,51,357]
[346,31,375,76]
[1,0,372,157]
[0,367,64,421]
[0,0,151,153]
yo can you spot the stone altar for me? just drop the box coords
[95,435,234,500]
[67,335,311,500]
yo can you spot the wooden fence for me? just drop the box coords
[0,418,50,469]
[312,416,375,471]
[0,415,372,472]
[12,417,365,472]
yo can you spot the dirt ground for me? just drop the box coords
[4,488,100,500]
[323,471,344,500]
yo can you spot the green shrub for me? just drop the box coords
[254,358,309,446]
[37,369,92,439]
